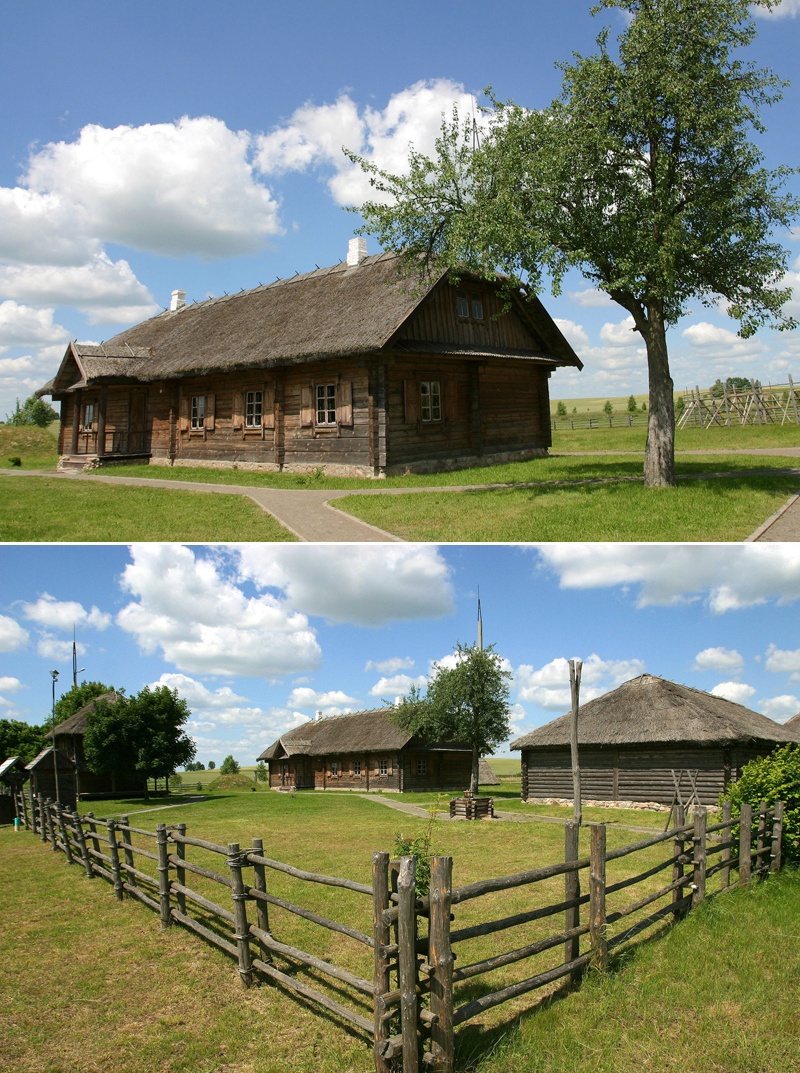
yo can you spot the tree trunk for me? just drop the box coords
[642,304,677,488]
[470,745,480,795]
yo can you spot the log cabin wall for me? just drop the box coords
[521,744,779,806]
[401,751,473,793]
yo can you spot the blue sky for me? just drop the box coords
[1,543,799,765]
[0,1,799,420]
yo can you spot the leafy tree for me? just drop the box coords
[208,760,216,770]
[0,719,47,764]
[351,0,796,488]
[53,681,117,726]
[4,395,58,428]
[556,400,568,418]
[721,743,800,864]
[220,754,240,775]
[255,761,268,782]
[84,685,195,798]
[603,400,614,417]
[185,760,205,771]
[392,643,511,795]
[627,395,638,414]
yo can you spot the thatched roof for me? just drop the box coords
[50,691,124,738]
[783,711,800,732]
[511,674,800,751]
[43,251,581,393]
[258,707,471,762]
[478,758,501,785]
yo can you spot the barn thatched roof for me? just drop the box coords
[511,674,800,751]
[42,250,581,394]
[783,711,800,732]
[50,691,124,738]
[258,707,471,762]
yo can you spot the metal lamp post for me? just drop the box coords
[50,669,60,805]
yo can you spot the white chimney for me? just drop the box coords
[170,289,186,312]
[346,237,368,267]
[316,709,323,721]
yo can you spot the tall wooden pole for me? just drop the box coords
[569,659,582,827]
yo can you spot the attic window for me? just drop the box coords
[456,289,484,321]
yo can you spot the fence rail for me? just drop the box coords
[11,789,784,1073]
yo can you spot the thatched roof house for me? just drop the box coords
[258,707,495,793]
[783,711,800,733]
[41,243,582,477]
[511,674,800,806]
[48,691,146,800]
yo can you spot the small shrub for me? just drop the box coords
[8,456,21,467]
[720,743,800,864]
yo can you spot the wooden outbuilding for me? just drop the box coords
[49,691,148,800]
[26,746,77,811]
[258,707,487,793]
[511,674,800,807]
[40,243,582,477]
[0,756,28,823]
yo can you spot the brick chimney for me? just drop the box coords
[170,289,186,312]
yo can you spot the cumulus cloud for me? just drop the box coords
[287,686,360,710]
[37,634,87,662]
[516,653,646,711]
[256,79,482,207]
[534,544,800,612]
[365,656,415,674]
[757,0,800,16]
[20,593,111,631]
[600,316,640,348]
[710,681,757,705]
[758,695,800,722]
[369,674,428,698]
[0,676,23,694]
[765,644,800,678]
[0,614,29,652]
[553,318,590,351]
[22,116,283,259]
[234,544,454,626]
[0,301,69,352]
[117,544,321,678]
[693,647,744,674]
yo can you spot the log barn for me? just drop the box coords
[48,691,148,800]
[258,707,487,793]
[40,241,582,477]
[511,674,800,807]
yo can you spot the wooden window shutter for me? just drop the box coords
[404,380,420,424]
[232,392,243,430]
[445,380,458,421]
[263,385,275,429]
[179,396,189,432]
[205,393,216,430]
[300,385,314,427]
[337,380,353,427]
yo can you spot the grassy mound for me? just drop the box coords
[206,772,257,791]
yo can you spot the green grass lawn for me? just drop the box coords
[0,476,295,541]
[3,794,798,1072]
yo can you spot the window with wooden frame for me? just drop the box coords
[190,396,205,430]
[300,381,354,430]
[378,758,389,776]
[245,390,263,428]
[416,757,427,775]
[420,381,442,423]
[180,394,215,433]
[353,759,362,777]
[316,383,336,425]
[82,402,95,432]
[330,759,339,777]
[455,288,484,321]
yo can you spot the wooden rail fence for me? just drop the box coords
[12,791,784,1073]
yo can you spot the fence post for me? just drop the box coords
[739,803,753,887]
[73,810,94,879]
[589,823,608,972]
[107,819,124,901]
[119,816,137,893]
[691,807,707,909]
[756,801,768,876]
[46,798,57,850]
[397,855,420,1073]
[86,811,102,864]
[564,822,581,980]
[720,801,732,890]
[372,851,393,1073]
[38,795,48,843]
[671,804,688,919]
[175,824,187,915]
[156,823,172,930]
[57,804,74,865]
[250,837,272,964]
[227,842,254,988]
[427,855,454,1073]
[770,801,784,873]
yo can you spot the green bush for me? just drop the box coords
[721,743,800,864]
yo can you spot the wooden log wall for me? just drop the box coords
[16,794,786,1073]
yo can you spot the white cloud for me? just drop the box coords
[0,301,69,352]
[37,634,84,662]
[0,676,23,693]
[365,656,415,674]
[693,647,744,674]
[0,187,98,267]
[600,316,640,348]
[369,673,428,698]
[553,318,590,351]
[256,79,482,207]
[20,593,111,631]
[758,695,800,722]
[710,681,757,705]
[150,673,249,709]
[567,287,615,309]
[117,544,321,678]
[287,686,360,710]
[0,614,29,652]
[22,116,283,259]
[534,544,800,612]
[516,653,646,710]
[234,544,454,626]
[757,0,800,17]
[765,644,800,678]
